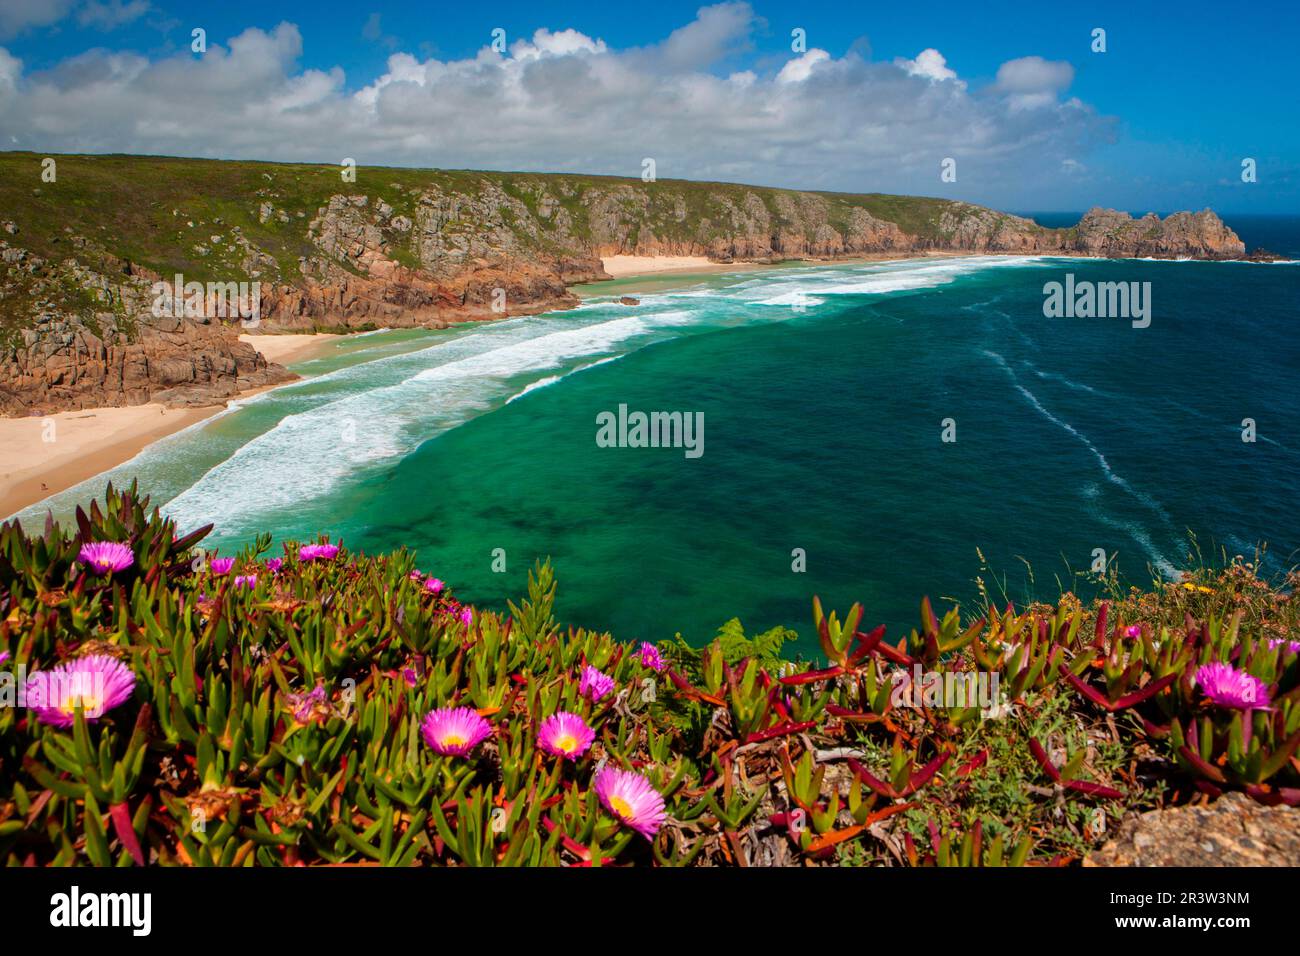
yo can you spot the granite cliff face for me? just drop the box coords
[0,310,293,416]
[0,154,1248,415]
[0,239,293,416]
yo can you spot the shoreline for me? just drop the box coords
[237,332,341,364]
[0,335,338,520]
[0,403,219,519]
[595,250,973,279]
[0,251,1259,520]
[598,254,768,278]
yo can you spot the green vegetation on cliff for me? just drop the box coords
[0,485,1295,866]
[0,151,977,284]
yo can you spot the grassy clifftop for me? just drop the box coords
[0,151,969,284]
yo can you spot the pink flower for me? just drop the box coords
[210,557,235,575]
[299,543,340,562]
[579,665,615,702]
[460,607,473,627]
[0,650,10,666]
[537,711,595,761]
[1269,638,1300,655]
[266,558,283,574]
[1195,662,1271,711]
[421,706,492,757]
[402,667,418,687]
[78,541,134,575]
[1122,625,1142,639]
[594,767,668,839]
[638,642,665,671]
[424,577,445,595]
[409,569,424,581]
[24,655,136,727]
[234,574,258,589]
[286,685,329,723]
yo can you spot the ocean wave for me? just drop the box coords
[744,256,1048,306]
[161,315,679,531]
[983,349,1172,525]
[1090,506,1178,580]
[505,374,562,404]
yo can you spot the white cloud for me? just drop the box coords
[655,0,755,68]
[0,46,21,96]
[994,55,1074,110]
[0,0,147,37]
[510,28,607,61]
[77,0,150,31]
[895,48,960,84]
[776,48,830,84]
[0,3,1112,204]
[0,0,75,38]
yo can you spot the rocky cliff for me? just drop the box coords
[0,153,1248,415]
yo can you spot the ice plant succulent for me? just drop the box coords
[638,642,665,671]
[210,557,235,575]
[78,541,134,576]
[1195,662,1271,711]
[299,543,340,562]
[537,712,596,761]
[424,576,445,594]
[10,484,1300,867]
[24,654,136,727]
[594,767,667,839]
[234,574,258,589]
[579,665,615,701]
[421,706,493,757]
[286,685,330,724]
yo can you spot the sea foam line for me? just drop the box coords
[983,349,1173,525]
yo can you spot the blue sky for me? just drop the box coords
[1,0,1295,212]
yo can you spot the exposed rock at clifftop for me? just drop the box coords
[1085,792,1300,866]
[0,153,1248,414]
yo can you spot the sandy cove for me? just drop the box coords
[0,333,340,519]
[595,250,979,280]
[236,332,340,364]
[0,404,215,519]
[599,255,747,277]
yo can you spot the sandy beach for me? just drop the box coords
[239,332,340,364]
[0,404,218,519]
[0,335,336,519]
[597,250,978,281]
[599,255,747,278]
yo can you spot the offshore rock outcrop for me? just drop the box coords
[0,155,1247,414]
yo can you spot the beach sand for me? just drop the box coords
[0,404,217,519]
[599,255,747,278]
[239,332,339,364]
[598,250,975,281]
[0,334,335,518]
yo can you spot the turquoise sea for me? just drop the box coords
[15,216,1300,657]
